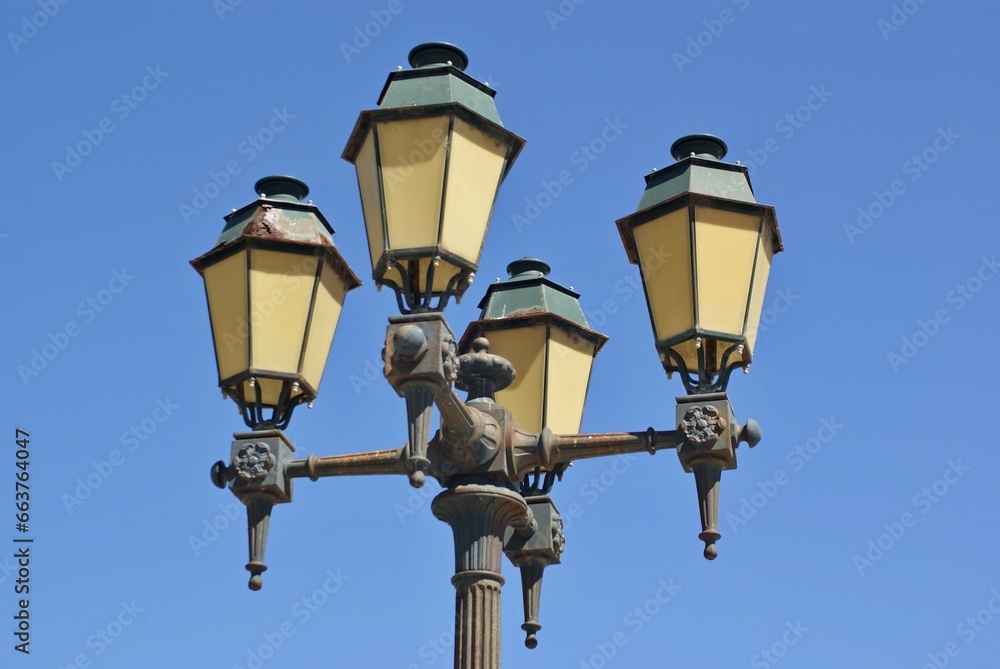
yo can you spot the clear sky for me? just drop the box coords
[3,1,998,667]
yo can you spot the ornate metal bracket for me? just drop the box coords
[211,429,296,590]
[675,393,760,559]
[503,496,564,649]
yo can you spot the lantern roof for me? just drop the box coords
[476,258,593,330]
[634,134,757,212]
[191,176,361,293]
[617,136,783,266]
[375,42,504,126]
[209,176,336,249]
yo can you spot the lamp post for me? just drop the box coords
[192,42,783,669]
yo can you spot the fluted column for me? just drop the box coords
[433,484,532,669]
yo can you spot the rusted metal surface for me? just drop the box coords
[433,485,533,669]
[284,447,407,480]
[550,428,678,463]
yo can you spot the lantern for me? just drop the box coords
[615,135,783,394]
[191,176,361,429]
[343,42,524,313]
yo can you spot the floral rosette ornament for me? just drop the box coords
[234,442,274,481]
[680,405,727,447]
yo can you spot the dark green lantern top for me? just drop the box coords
[211,176,337,249]
[474,258,595,330]
[634,134,757,213]
[374,42,503,125]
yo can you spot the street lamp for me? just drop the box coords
[193,42,783,669]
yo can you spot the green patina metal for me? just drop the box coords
[213,175,336,248]
[476,258,590,328]
[635,134,757,212]
[375,42,503,125]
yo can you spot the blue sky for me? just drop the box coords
[2,1,999,667]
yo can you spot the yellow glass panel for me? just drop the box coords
[744,229,774,355]
[441,118,507,263]
[487,326,546,434]
[378,117,449,250]
[693,207,760,336]
[248,248,316,376]
[203,250,248,383]
[413,257,462,294]
[238,378,284,408]
[671,338,698,372]
[355,131,386,272]
[631,208,693,342]
[300,258,348,392]
[255,378,284,407]
[544,327,596,434]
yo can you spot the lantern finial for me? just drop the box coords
[670,134,728,161]
[254,175,309,202]
[408,42,469,71]
[506,258,551,279]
